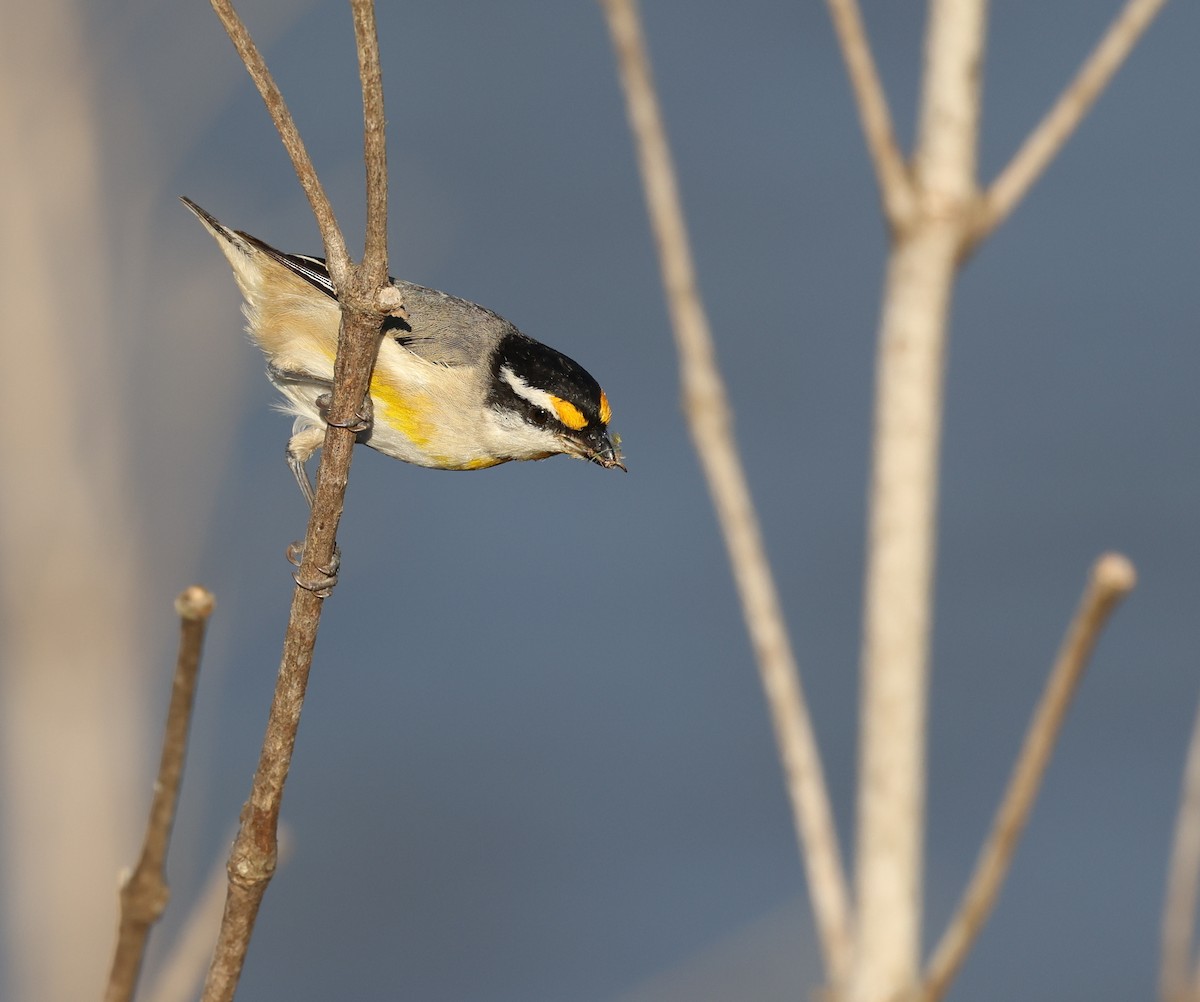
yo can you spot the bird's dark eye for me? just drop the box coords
[528,407,551,428]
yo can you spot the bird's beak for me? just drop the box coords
[588,429,627,472]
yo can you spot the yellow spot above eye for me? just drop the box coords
[550,395,588,430]
[599,391,612,426]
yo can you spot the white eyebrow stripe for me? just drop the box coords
[501,366,559,414]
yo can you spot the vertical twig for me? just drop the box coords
[599,0,853,986]
[1161,689,1200,1002]
[923,554,1136,1002]
[199,2,396,999]
[849,2,988,999]
[104,587,216,1002]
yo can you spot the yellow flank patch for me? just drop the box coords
[460,456,503,470]
[599,391,612,426]
[550,395,588,430]
[370,371,435,448]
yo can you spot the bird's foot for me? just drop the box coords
[316,392,374,435]
[287,540,342,598]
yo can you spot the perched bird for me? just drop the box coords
[183,197,624,506]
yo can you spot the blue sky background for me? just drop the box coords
[13,1,1200,999]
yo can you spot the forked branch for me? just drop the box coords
[199,2,395,999]
[969,0,1169,250]
[849,4,988,998]
[826,0,1164,995]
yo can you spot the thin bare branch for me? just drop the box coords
[1161,689,1200,1002]
[208,0,350,286]
[351,0,389,286]
[824,0,915,231]
[199,3,394,999]
[197,231,385,996]
[198,575,334,1002]
[599,0,853,986]
[143,829,291,1002]
[104,587,215,1002]
[923,553,1136,1002]
[970,0,1169,248]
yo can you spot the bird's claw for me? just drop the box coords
[316,392,373,434]
[287,540,342,598]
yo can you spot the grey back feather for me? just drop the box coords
[386,281,516,369]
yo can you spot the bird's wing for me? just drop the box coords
[387,284,511,369]
[203,211,509,370]
[239,238,338,300]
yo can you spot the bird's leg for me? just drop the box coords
[271,360,374,436]
[286,418,326,508]
[285,418,342,596]
[268,358,332,389]
[265,361,369,596]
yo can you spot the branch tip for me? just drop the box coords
[175,585,216,621]
[1093,551,1136,594]
[104,586,212,1002]
[375,285,408,319]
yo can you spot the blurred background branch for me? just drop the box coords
[599,0,853,986]
[0,3,151,998]
[1161,692,1200,1002]
[105,587,215,1002]
[924,554,1135,1002]
[970,0,1171,249]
